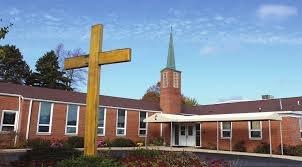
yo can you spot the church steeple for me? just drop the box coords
[166,27,176,70]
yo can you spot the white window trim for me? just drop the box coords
[0,110,18,132]
[98,107,106,136]
[37,102,54,135]
[65,105,80,136]
[220,122,232,139]
[248,121,262,140]
[138,111,148,137]
[116,109,127,136]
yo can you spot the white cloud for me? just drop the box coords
[200,46,216,55]
[257,4,298,19]
[44,14,61,22]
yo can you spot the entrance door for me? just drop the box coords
[178,124,196,146]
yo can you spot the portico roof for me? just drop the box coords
[144,111,284,123]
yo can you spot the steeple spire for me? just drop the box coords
[166,26,176,70]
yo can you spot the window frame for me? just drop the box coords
[65,104,80,136]
[138,111,148,137]
[248,121,262,140]
[98,107,106,136]
[220,122,232,139]
[116,109,127,136]
[37,102,54,135]
[173,72,179,88]
[0,110,18,132]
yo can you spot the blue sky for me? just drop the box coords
[1,0,302,104]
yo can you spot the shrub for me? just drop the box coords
[110,138,135,147]
[66,136,84,148]
[27,138,51,150]
[57,156,121,167]
[233,140,246,152]
[132,148,161,158]
[254,142,270,154]
[284,145,302,156]
[148,137,164,146]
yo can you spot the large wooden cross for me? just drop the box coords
[64,24,131,156]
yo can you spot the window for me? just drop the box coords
[249,121,262,139]
[98,107,106,136]
[65,104,79,135]
[139,111,147,136]
[37,102,53,133]
[1,110,17,132]
[299,117,302,138]
[173,72,179,88]
[162,72,168,88]
[221,122,232,138]
[116,109,126,136]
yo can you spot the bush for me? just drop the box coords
[233,140,246,152]
[284,145,302,156]
[66,136,84,148]
[132,148,161,158]
[57,156,121,167]
[254,142,270,154]
[110,138,135,147]
[27,138,51,150]
[148,137,164,146]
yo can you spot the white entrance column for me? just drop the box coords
[145,122,148,148]
[280,121,284,155]
[269,120,272,155]
[216,121,219,151]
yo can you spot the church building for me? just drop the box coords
[0,31,302,154]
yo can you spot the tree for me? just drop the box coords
[0,19,13,40]
[141,82,199,106]
[30,50,72,90]
[55,43,86,91]
[0,45,31,84]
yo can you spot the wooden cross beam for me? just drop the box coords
[64,24,131,156]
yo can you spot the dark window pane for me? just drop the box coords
[39,102,51,124]
[38,126,49,132]
[195,124,200,146]
[67,105,77,126]
[97,128,104,135]
[175,125,179,145]
[67,127,76,133]
[222,131,231,138]
[188,126,193,136]
[2,126,14,131]
[251,131,261,138]
[181,126,185,135]
[139,130,146,135]
[117,129,124,135]
[3,112,16,124]
[139,111,146,128]
[117,109,125,128]
[98,107,105,127]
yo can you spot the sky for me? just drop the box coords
[1,0,302,104]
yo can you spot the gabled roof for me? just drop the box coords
[0,82,161,111]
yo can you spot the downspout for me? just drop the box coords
[15,95,23,146]
[279,99,283,111]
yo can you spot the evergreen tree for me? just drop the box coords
[0,45,31,84]
[33,50,72,90]
[0,19,12,40]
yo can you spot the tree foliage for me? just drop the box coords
[28,50,72,90]
[142,82,199,106]
[0,45,31,84]
[0,19,12,40]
